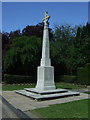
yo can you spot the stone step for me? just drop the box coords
[24,88,68,95]
[16,90,80,101]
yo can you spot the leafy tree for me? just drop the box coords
[53,24,77,75]
[74,23,90,66]
[4,36,42,75]
[22,22,55,41]
[22,24,43,38]
[3,22,90,76]
[54,24,76,41]
[2,32,10,55]
[2,30,21,56]
[53,23,90,75]
[9,29,21,39]
[50,41,67,75]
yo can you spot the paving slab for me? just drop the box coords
[2,90,89,112]
[72,88,90,93]
[0,84,2,96]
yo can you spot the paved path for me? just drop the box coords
[72,86,90,93]
[2,101,20,119]
[0,100,2,120]
[2,90,89,112]
[0,95,34,119]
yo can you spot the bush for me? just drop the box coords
[61,75,76,83]
[77,63,90,85]
[4,74,36,84]
[55,75,76,83]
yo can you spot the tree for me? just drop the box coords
[22,24,43,38]
[9,29,21,39]
[2,32,10,55]
[4,36,42,75]
[22,22,55,41]
[53,24,77,75]
[53,23,90,75]
[3,23,90,76]
[2,30,21,56]
[54,24,76,41]
[74,23,90,66]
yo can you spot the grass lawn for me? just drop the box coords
[2,82,85,91]
[2,84,35,91]
[55,82,85,89]
[31,99,89,119]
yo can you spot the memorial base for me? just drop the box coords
[16,88,80,101]
[36,66,56,91]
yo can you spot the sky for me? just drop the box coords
[2,2,88,33]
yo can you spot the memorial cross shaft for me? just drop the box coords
[36,12,56,90]
[41,12,51,66]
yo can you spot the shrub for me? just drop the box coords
[61,75,76,83]
[77,63,90,85]
[4,74,36,84]
[55,75,76,83]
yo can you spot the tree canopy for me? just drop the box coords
[3,22,90,76]
[3,36,42,75]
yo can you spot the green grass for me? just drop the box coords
[55,82,85,89]
[31,99,89,119]
[2,82,85,91]
[2,84,35,91]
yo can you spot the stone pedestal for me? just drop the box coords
[36,66,55,91]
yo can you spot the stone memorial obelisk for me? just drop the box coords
[35,12,56,91]
[16,12,79,100]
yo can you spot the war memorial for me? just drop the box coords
[16,12,80,100]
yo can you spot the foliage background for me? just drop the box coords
[2,22,90,83]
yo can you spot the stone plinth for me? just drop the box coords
[16,90,80,101]
[36,66,55,91]
[24,88,68,94]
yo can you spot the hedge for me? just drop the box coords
[3,74,36,84]
[77,63,90,85]
[55,75,76,83]
[60,75,76,83]
[4,62,90,85]
[4,73,77,84]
